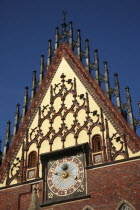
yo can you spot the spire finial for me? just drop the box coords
[104,60,110,99]
[138,101,140,117]
[3,121,11,159]
[0,138,2,152]
[39,55,44,84]
[22,86,29,121]
[125,86,135,130]
[13,104,20,136]
[61,11,67,34]
[85,39,90,72]
[31,70,37,100]
[94,49,100,85]
[0,138,2,165]
[62,10,67,24]
[114,73,121,112]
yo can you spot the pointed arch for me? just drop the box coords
[116,200,136,210]
[28,151,37,168]
[82,205,94,210]
[92,134,102,152]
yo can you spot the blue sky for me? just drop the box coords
[0,0,140,148]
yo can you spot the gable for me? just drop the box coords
[0,42,140,186]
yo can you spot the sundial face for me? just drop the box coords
[47,155,84,196]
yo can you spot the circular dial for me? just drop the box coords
[47,156,84,196]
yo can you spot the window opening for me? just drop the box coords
[28,151,37,168]
[92,135,101,152]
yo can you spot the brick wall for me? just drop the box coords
[0,160,139,210]
[43,159,140,210]
[0,181,42,210]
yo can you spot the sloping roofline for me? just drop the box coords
[0,42,140,183]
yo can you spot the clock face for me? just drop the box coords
[47,155,84,196]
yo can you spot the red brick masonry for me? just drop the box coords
[0,159,139,210]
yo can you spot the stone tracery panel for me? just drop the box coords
[29,74,100,150]
[6,74,131,185]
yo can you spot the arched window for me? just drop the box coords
[92,135,102,152]
[116,200,136,210]
[28,151,37,168]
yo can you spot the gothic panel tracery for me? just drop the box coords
[28,74,100,151]
[10,73,131,183]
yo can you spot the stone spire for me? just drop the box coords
[104,61,110,99]
[39,55,44,85]
[125,86,135,130]
[22,86,28,121]
[0,139,2,165]
[13,103,20,136]
[3,121,11,159]
[31,70,37,100]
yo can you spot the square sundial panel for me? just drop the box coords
[27,168,36,179]
[93,153,103,164]
[41,143,88,205]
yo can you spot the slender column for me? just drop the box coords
[77,29,81,60]
[0,139,2,165]
[104,61,110,99]
[36,146,40,178]
[100,109,107,162]
[23,129,29,181]
[105,119,112,162]
[22,86,28,121]
[85,39,90,72]
[69,21,73,49]
[114,73,121,112]
[20,141,25,182]
[39,55,44,85]
[125,87,135,130]
[47,40,52,69]
[13,104,20,136]
[94,49,100,85]
[55,27,59,51]
[123,134,129,159]
[61,11,67,35]
[31,70,36,100]
[3,121,11,159]
[138,101,140,117]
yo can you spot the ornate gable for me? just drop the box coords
[0,42,140,186]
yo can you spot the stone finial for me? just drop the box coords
[0,138,2,165]
[94,49,100,85]
[125,86,135,130]
[31,71,37,100]
[39,55,44,85]
[3,121,11,159]
[13,104,20,136]
[69,21,73,49]
[47,40,52,69]
[138,101,140,117]
[61,10,67,33]
[104,61,110,99]
[77,29,81,60]
[22,86,28,121]
[85,39,90,72]
[114,73,121,112]
[55,27,59,51]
